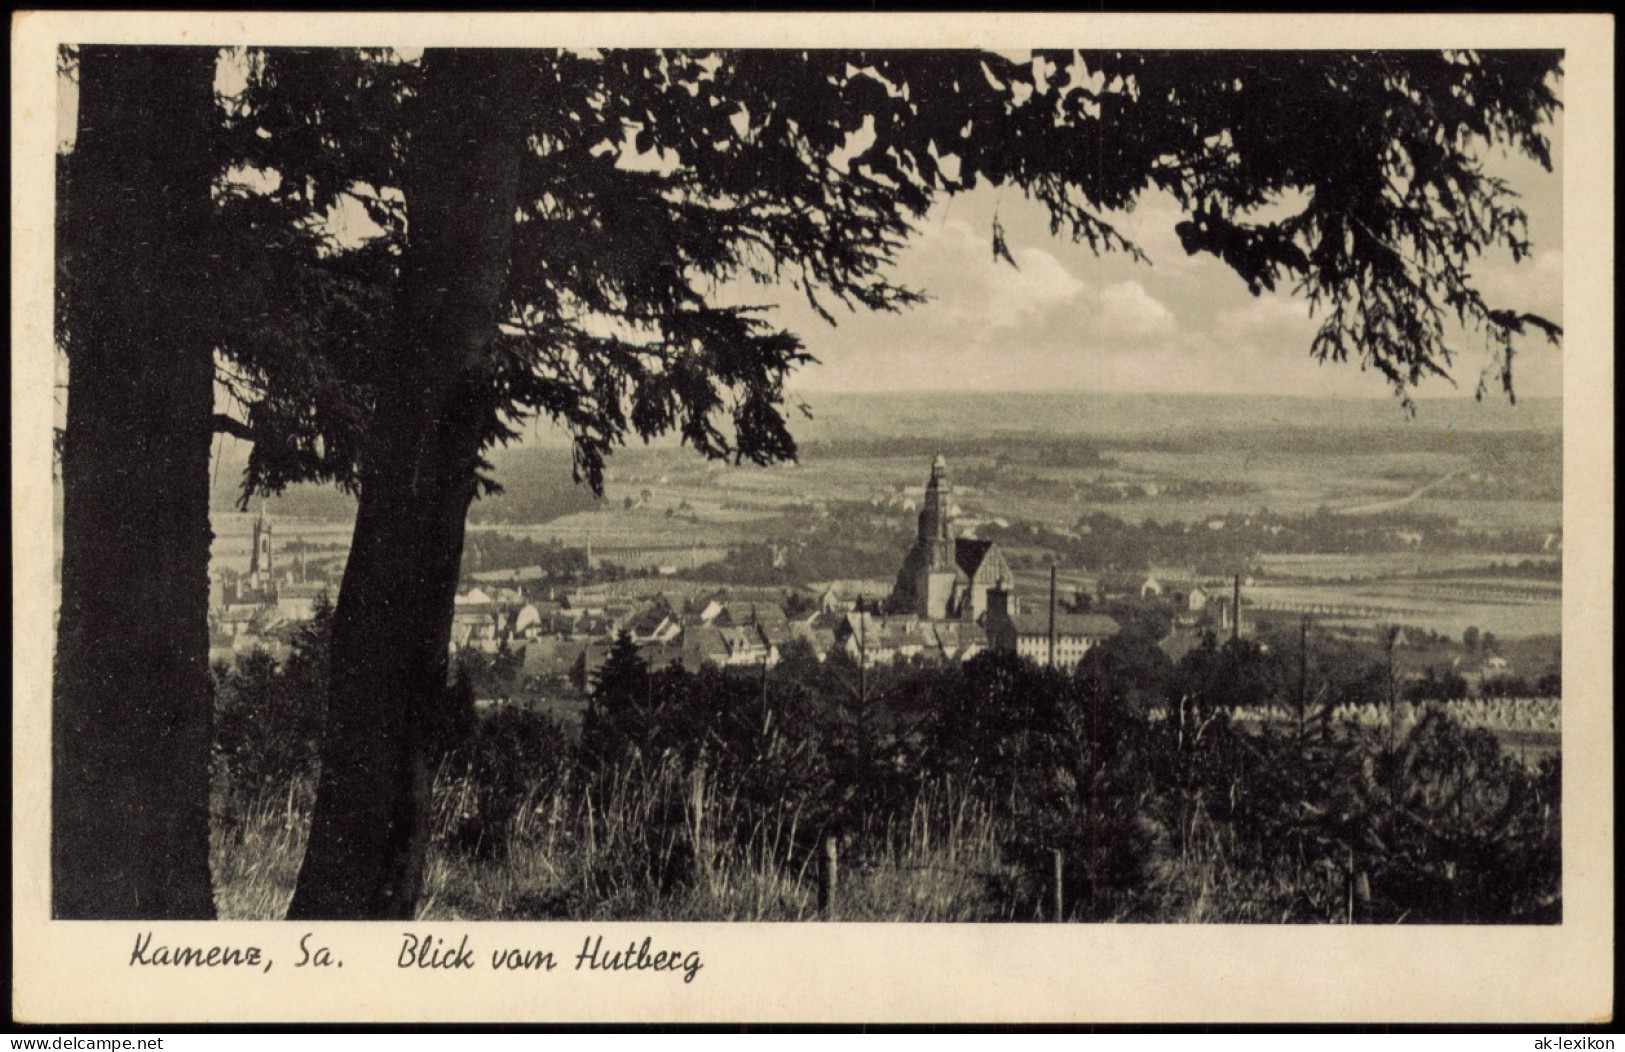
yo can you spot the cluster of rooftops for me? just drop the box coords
[209,456,1127,678]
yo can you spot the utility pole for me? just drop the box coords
[1232,573,1241,645]
[858,603,868,704]
[1298,616,1310,755]
[1385,625,1398,750]
[852,601,873,771]
[1048,562,1058,668]
[760,642,770,724]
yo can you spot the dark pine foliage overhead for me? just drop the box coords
[217,47,1561,505]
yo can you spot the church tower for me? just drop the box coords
[249,503,273,589]
[918,455,953,557]
[890,453,1015,626]
[915,455,958,619]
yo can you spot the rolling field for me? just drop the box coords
[1245,581,1561,639]
[1256,552,1560,580]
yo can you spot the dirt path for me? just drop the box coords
[1335,469,1462,516]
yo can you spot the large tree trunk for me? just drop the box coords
[53,47,220,918]
[288,50,531,919]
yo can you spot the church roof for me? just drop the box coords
[954,538,997,579]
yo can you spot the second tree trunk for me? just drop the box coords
[288,50,531,919]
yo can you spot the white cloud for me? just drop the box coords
[899,219,1178,342]
[1096,280,1177,338]
[1213,294,1316,340]
[982,246,1086,327]
[1476,248,1563,322]
[908,218,1085,330]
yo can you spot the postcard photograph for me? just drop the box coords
[10,11,1613,1025]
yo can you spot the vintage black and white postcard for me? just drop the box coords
[10,11,1614,1024]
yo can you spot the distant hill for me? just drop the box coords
[206,442,600,525]
[785,391,1562,444]
[179,392,1559,523]
[471,447,604,525]
[207,441,359,519]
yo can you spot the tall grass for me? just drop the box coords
[211,776,312,920]
[214,760,1012,921]
[419,755,1017,921]
[211,733,1556,923]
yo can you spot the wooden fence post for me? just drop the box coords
[690,763,712,883]
[1052,848,1065,922]
[1345,846,1356,924]
[818,835,839,920]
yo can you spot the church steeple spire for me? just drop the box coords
[249,502,273,587]
[920,454,954,553]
